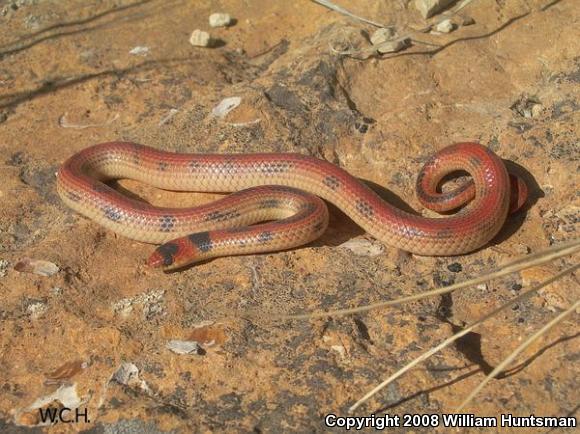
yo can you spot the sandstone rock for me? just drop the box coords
[166,340,201,355]
[370,27,396,45]
[212,97,242,118]
[209,12,232,28]
[415,0,456,19]
[434,18,455,33]
[376,38,410,54]
[189,29,211,47]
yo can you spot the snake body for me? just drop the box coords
[56,142,526,269]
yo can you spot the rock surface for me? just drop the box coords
[415,0,457,19]
[209,12,232,28]
[0,0,578,432]
[189,29,211,47]
[434,18,455,33]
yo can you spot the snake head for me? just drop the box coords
[147,242,179,269]
[147,239,195,270]
[147,233,212,270]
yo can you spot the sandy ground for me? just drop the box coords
[0,0,578,432]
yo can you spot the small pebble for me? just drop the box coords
[376,38,410,54]
[330,345,347,358]
[14,258,59,276]
[111,363,151,393]
[189,29,211,47]
[370,27,396,45]
[531,103,544,117]
[209,12,232,28]
[129,46,150,56]
[434,19,455,33]
[447,262,462,273]
[27,302,48,319]
[112,363,139,385]
[212,96,241,118]
[166,340,201,355]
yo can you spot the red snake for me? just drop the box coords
[56,142,528,270]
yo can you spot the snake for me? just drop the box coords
[56,141,528,270]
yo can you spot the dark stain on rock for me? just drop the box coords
[265,84,305,112]
[19,164,61,205]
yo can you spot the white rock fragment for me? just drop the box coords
[330,345,347,358]
[112,363,138,385]
[14,258,59,276]
[370,27,395,45]
[339,238,384,257]
[29,384,81,413]
[27,302,48,319]
[112,363,151,393]
[531,103,544,118]
[434,19,455,33]
[212,96,242,118]
[129,46,150,56]
[209,12,232,28]
[189,29,211,47]
[166,340,201,355]
[376,38,410,54]
[415,0,456,19]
